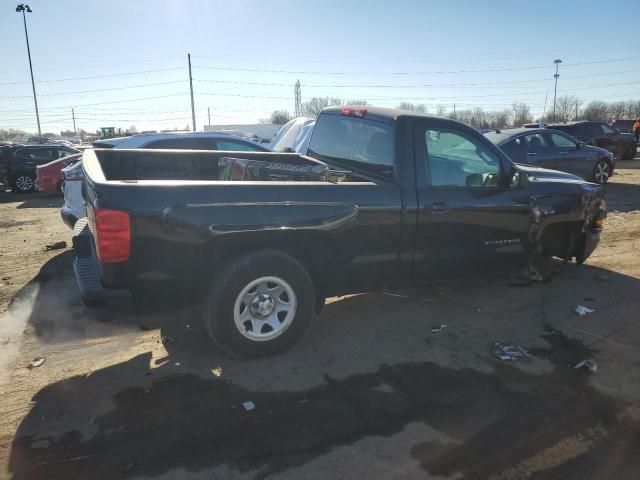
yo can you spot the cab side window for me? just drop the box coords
[549,132,577,149]
[425,129,502,187]
[216,140,262,151]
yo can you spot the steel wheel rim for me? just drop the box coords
[595,162,609,183]
[233,275,297,342]
[16,176,33,191]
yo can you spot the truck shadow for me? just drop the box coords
[7,261,640,479]
[0,191,63,208]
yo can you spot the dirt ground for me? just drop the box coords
[1,159,640,480]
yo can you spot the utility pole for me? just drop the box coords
[208,107,211,126]
[575,100,579,120]
[453,103,456,118]
[552,59,562,121]
[16,4,41,137]
[71,107,77,133]
[188,53,196,132]
[542,92,548,124]
[294,80,302,117]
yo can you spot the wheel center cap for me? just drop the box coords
[250,293,275,317]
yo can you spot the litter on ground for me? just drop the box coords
[574,359,598,372]
[575,305,595,316]
[493,342,529,362]
[27,356,46,369]
[43,241,67,251]
[242,401,256,411]
[431,324,447,333]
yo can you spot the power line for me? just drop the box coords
[193,56,640,76]
[0,66,184,86]
[0,80,186,99]
[193,68,640,89]
[2,56,183,73]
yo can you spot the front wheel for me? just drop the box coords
[205,251,315,357]
[13,175,35,192]
[592,160,610,184]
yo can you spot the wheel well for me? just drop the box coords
[539,221,583,259]
[206,232,334,302]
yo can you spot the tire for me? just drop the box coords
[205,250,315,357]
[57,181,64,196]
[621,144,636,161]
[13,175,35,192]
[592,160,611,184]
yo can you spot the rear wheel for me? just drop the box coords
[14,175,34,192]
[205,251,315,357]
[592,160,610,184]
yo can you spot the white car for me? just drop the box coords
[60,161,84,228]
[270,117,315,153]
[60,132,269,228]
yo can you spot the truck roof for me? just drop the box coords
[321,105,462,125]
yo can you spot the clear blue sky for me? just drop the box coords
[1,0,639,134]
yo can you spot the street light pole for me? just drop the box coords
[16,4,41,137]
[552,58,562,121]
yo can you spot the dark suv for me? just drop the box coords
[546,121,636,160]
[611,119,635,134]
[1,144,80,192]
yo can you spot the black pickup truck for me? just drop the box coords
[74,106,607,357]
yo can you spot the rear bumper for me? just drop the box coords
[72,217,131,308]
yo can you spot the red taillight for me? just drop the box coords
[341,106,366,118]
[93,209,130,264]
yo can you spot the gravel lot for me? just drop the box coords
[1,159,640,480]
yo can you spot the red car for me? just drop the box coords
[35,153,82,195]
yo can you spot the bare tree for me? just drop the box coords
[128,125,138,134]
[486,110,511,129]
[608,101,628,122]
[512,102,532,126]
[436,104,447,117]
[302,97,344,116]
[582,101,609,122]
[269,110,292,125]
[554,95,581,122]
[627,100,640,118]
[397,102,427,113]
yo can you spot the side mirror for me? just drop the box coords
[577,141,585,150]
[509,167,525,188]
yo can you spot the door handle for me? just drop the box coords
[526,152,537,156]
[431,202,451,214]
[559,152,568,156]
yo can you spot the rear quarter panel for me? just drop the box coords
[84,179,404,297]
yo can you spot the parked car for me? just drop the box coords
[611,119,635,134]
[35,153,82,195]
[484,128,615,183]
[72,106,607,357]
[0,144,79,192]
[60,132,270,228]
[546,121,636,160]
[270,117,315,153]
[92,131,268,151]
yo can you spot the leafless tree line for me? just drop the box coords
[267,96,640,130]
